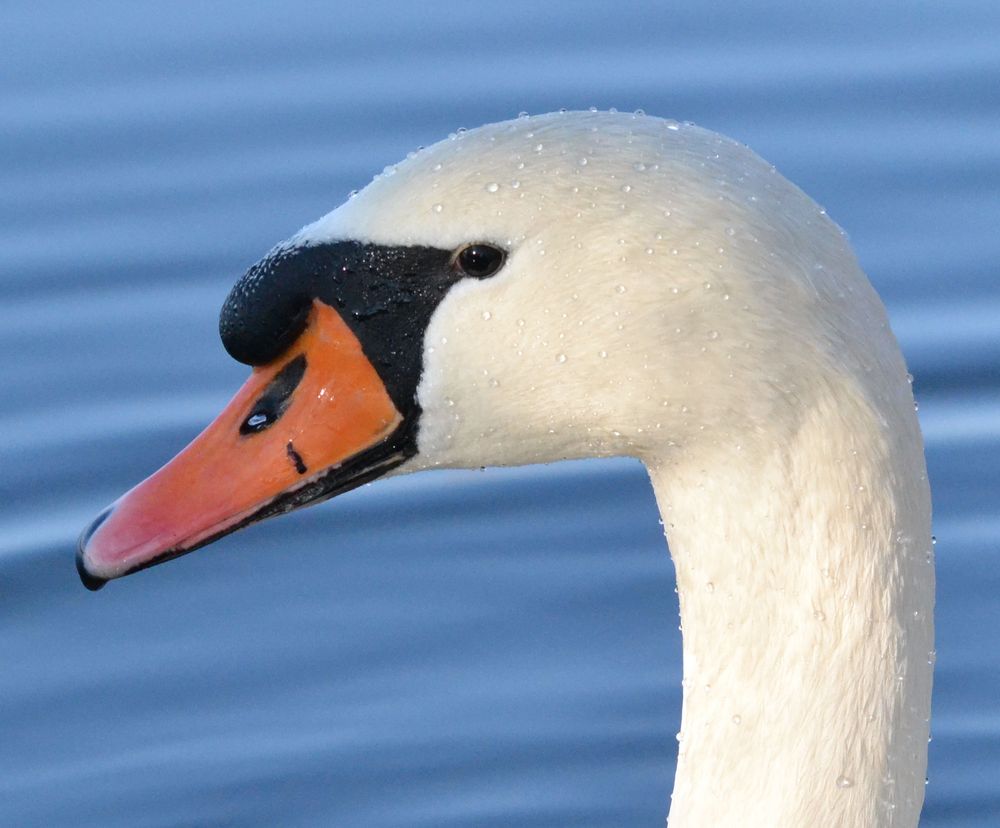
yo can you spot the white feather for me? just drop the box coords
[299,111,934,827]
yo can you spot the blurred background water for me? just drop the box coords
[2,1,998,825]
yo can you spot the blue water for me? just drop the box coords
[2,1,999,824]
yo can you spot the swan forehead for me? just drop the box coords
[294,111,771,252]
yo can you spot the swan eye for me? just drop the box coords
[454,243,506,279]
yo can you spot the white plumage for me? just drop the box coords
[298,111,934,827]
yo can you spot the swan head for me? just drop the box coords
[77,110,888,587]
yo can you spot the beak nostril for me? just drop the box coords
[244,413,270,431]
[240,354,307,435]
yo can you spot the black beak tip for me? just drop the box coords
[76,550,107,591]
[76,506,113,592]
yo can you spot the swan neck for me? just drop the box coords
[647,387,934,828]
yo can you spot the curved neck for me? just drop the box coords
[647,386,934,827]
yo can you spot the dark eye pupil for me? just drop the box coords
[457,244,504,278]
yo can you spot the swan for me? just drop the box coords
[77,110,934,827]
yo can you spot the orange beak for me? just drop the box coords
[77,300,410,589]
